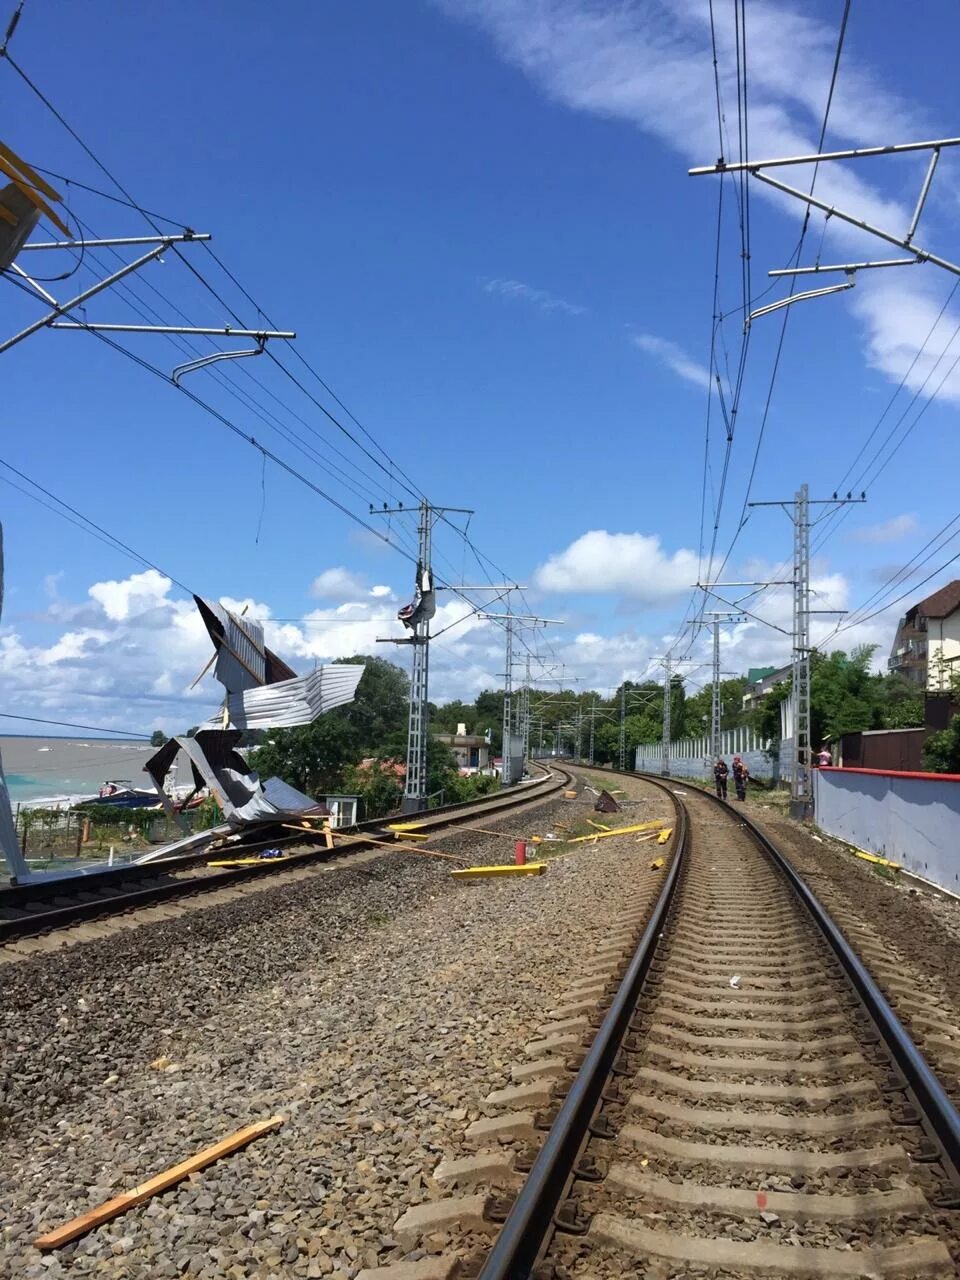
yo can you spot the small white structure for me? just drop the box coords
[324,795,359,829]
[434,723,491,773]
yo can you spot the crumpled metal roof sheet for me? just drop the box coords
[203,663,365,731]
[194,596,297,693]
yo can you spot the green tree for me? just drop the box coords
[343,759,404,819]
[923,717,960,773]
[149,729,166,747]
[750,647,924,749]
[750,680,790,744]
[334,655,408,748]
[430,699,478,735]
[248,715,360,798]
[474,690,505,751]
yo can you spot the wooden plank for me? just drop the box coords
[34,1116,285,1251]
[362,836,464,863]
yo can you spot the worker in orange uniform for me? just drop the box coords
[732,755,749,801]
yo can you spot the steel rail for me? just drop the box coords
[632,769,960,1181]
[711,785,960,1175]
[0,766,562,907]
[477,784,687,1280]
[0,766,570,944]
[478,763,960,1279]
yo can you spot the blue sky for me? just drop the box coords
[3,0,960,734]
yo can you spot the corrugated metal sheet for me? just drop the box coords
[204,663,365,731]
[195,596,268,692]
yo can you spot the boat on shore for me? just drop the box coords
[74,780,162,810]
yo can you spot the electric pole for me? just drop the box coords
[793,484,811,818]
[704,611,749,760]
[749,485,863,816]
[502,616,514,784]
[376,499,474,813]
[403,501,433,812]
[589,696,596,765]
[661,657,672,777]
[477,611,562,786]
[618,683,626,771]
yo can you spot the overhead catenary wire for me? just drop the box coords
[3,53,534,609]
[1,51,427,512]
[670,0,854,668]
[0,454,194,593]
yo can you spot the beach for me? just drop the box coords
[1,736,158,807]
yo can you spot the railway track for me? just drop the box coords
[0,764,570,947]
[402,769,960,1280]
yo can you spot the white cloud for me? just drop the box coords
[535,530,700,600]
[483,277,586,316]
[88,569,173,622]
[632,333,710,389]
[0,551,913,737]
[442,0,960,406]
[310,567,367,600]
[850,513,919,544]
[370,584,394,598]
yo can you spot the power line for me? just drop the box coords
[0,711,150,738]
[4,53,525,599]
[0,455,194,593]
[674,0,853,663]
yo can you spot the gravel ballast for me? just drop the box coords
[2,772,671,1279]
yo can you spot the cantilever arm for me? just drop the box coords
[172,335,266,385]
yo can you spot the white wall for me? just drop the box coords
[635,727,777,782]
[928,613,960,692]
[814,768,960,893]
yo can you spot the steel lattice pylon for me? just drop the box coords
[791,483,812,812]
[402,501,433,812]
[501,618,515,786]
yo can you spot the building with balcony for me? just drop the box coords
[742,664,792,712]
[888,580,960,691]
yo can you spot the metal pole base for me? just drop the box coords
[789,799,811,820]
[401,795,424,815]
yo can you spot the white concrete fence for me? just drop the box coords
[813,766,960,895]
[634,726,776,782]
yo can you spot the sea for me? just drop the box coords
[1,736,159,808]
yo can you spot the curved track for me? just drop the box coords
[0,764,571,946]
[471,768,960,1280]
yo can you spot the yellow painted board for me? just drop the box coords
[567,819,665,844]
[650,856,665,870]
[587,820,611,831]
[854,849,900,870]
[392,831,429,841]
[656,828,673,845]
[387,821,427,832]
[209,855,297,867]
[451,863,546,878]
